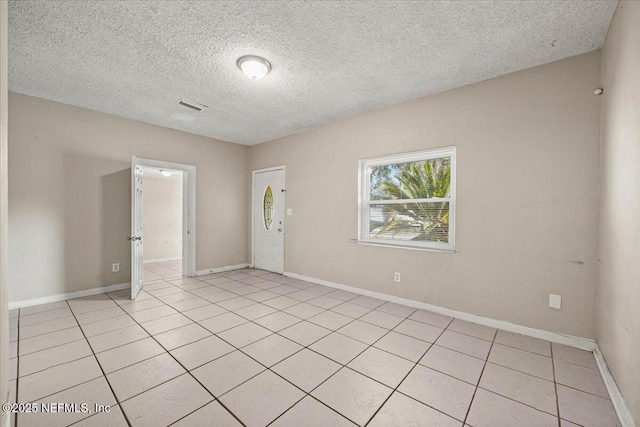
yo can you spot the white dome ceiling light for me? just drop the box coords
[237,55,271,80]
[159,170,173,177]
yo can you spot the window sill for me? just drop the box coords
[355,240,456,254]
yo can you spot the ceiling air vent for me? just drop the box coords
[178,99,208,112]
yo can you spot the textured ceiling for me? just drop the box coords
[9,1,617,145]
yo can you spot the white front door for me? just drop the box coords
[253,168,285,273]
[130,156,144,299]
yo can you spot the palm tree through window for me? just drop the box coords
[359,147,456,251]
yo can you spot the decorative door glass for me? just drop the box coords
[263,186,274,230]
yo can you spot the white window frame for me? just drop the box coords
[358,146,456,252]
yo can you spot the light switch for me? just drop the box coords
[287,208,293,216]
[549,294,562,309]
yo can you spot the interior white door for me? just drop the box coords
[130,156,144,299]
[253,168,285,273]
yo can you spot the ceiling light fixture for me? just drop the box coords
[159,170,173,177]
[237,55,271,80]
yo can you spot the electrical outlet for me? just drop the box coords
[112,263,120,273]
[394,272,401,283]
[287,208,293,216]
[549,294,561,309]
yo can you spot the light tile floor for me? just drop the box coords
[143,259,183,282]
[8,269,621,427]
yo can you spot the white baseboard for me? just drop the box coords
[144,256,182,264]
[594,345,637,427]
[195,263,250,276]
[9,263,249,309]
[8,282,130,310]
[283,271,596,351]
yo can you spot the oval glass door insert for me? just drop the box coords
[263,186,274,231]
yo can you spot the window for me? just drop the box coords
[358,147,456,252]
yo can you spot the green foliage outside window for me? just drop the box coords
[369,158,451,243]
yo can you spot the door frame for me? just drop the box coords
[133,156,197,278]
[251,165,286,272]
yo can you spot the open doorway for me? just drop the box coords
[130,156,196,299]
[142,166,184,281]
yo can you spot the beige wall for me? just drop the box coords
[597,1,640,423]
[250,52,602,338]
[143,174,183,262]
[8,93,249,302]
[0,0,9,422]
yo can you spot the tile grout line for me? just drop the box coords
[266,395,348,427]
[328,320,567,423]
[263,305,400,426]
[16,348,96,379]
[14,301,127,420]
[95,277,518,425]
[474,386,563,419]
[16,301,69,316]
[15,272,297,426]
[18,286,463,362]
[214,294,382,426]
[255,300,580,422]
[17,309,74,326]
[14,308,20,427]
[364,316,457,426]
[82,279,605,422]
[548,383,616,401]
[15,324,78,341]
[102,290,250,427]
[175,291,415,426]
[63,278,295,365]
[552,345,563,427]
[63,299,134,427]
[15,269,603,426]
[266,301,471,426]
[17,277,493,423]
[482,359,555,383]
[164,400,223,427]
[23,327,571,427]
[19,289,396,341]
[462,328,498,426]
[15,280,519,366]
[213,285,601,410]
[18,335,87,357]
[17,307,151,358]
[13,356,102,402]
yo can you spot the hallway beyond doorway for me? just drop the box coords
[144,259,183,282]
